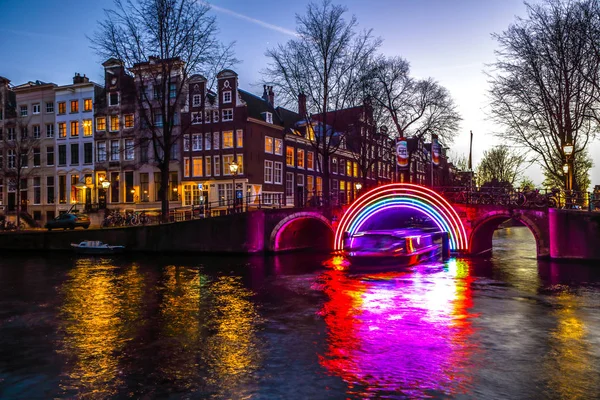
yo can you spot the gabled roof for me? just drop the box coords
[238,89,285,126]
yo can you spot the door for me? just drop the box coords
[7,193,15,212]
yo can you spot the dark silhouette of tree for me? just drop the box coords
[91,0,237,221]
[264,0,381,203]
[0,116,40,229]
[488,0,600,192]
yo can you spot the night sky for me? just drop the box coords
[1,0,598,185]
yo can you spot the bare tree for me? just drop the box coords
[476,145,526,188]
[264,0,381,202]
[488,0,600,192]
[0,117,40,229]
[364,56,461,181]
[448,152,469,172]
[91,0,237,221]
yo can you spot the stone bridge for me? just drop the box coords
[0,184,598,260]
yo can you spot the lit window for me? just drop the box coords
[223,154,233,175]
[124,114,134,128]
[84,99,92,112]
[347,159,352,176]
[184,157,190,177]
[223,90,232,103]
[96,117,106,131]
[70,100,79,113]
[265,136,274,153]
[307,151,314,170]
[58,102,66,114]
[192,157,203,177]
[205,157,212,176]
[110,115,119,131]
[222,108,233,121]
[297,149,305,168]
[236,154,244,174]
[83,120,92,136]
[223,131,233,148]
[58,122,67,138]
[286,146,294,167]
[236,130,243,148]
[275,138,283,155]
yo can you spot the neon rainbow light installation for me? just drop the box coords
[334,183,468,251]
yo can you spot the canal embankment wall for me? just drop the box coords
[0,211,268,254]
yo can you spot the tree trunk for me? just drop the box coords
[16,179,21,230]
[160,166,170,223]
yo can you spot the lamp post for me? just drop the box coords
[355,182,362,201]
[229,160,239,212]
[563,142,574,208]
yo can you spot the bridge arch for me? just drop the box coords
[269,211,334,252]
[334,183,469,252]
[469,210,549,258]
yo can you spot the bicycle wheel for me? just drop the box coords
[513,193,526,207]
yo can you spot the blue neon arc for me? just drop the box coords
[347,200,458,250]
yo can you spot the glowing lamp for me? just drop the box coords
[101,180,111,189]
[562,164,569,174]
[563,143,574,157]
[229,160,239,175]
[355,183,362,191]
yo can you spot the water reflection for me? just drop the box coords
[57,257,143,398]
[317,259,477,397]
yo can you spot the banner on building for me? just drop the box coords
[432,135,441,167]
[396,138,409,168]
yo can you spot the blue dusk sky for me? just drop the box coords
[1,0,598,186]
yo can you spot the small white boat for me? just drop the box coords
[71,240,125,255]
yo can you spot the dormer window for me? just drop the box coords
[265,112,273,124]
[223,90,232,104]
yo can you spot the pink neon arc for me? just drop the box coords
[334,183,468,251]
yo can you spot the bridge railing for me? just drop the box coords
[436,186,600,211]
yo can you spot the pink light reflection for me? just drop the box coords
[317,260,477,397]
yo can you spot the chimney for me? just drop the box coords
[268,86,274,106]
[73,73,82,84]
[82,74,89,83]
[298,92,307,117]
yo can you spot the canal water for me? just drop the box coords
[1,227,599,399]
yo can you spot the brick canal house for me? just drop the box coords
[94,57,183,214]
[180,70,395,211]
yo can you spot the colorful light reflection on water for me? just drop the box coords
[317,259,477,397]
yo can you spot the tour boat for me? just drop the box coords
[71,240,126,255]
[344,228,445,268]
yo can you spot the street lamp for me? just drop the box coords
[563,163,569,174]
[101,180,111,189]
[229,159,239,212]
[562,142,574,207]
[563,143,574,157]
[355,182,362,191]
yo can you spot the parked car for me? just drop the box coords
[45,213,90,231]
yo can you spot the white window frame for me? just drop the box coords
[110,140,120,161]
[222,108,233,122]
[307,151,314,170]
[32,103,40,114]
[46,102,54,113]
[264,160,273,183]
[236,129,243,148]
[183,134,190,152]
[214,155,221,176]
[192,156,203,177]
[222,131,233,149]
[265,136,274,153]
[125,139,135,160]
[274,138,283,155]
[265,112,273,124]
[274,161,283,185]
[205,156,212,177]
[223,90,232,104]
[192,94,201,107]
[184,157,190,177]
[192,134,202,151]
[97,142,107,162]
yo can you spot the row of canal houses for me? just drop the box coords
[0,57,397,226]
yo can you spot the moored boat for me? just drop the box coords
[71,240,126,255]
[344,228,445,269]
